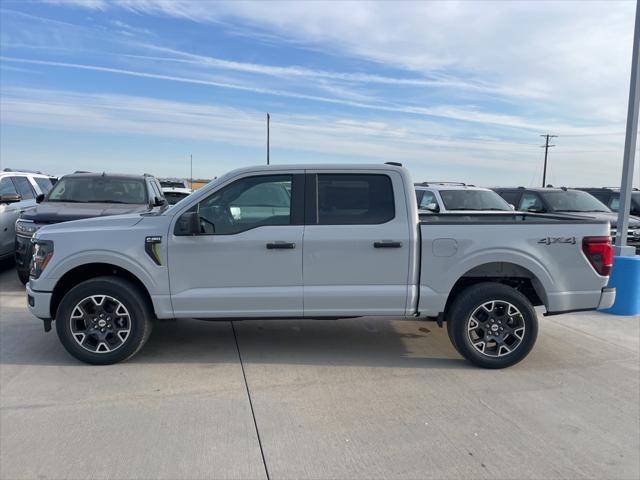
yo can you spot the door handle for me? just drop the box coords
[374,241,402,248]
[266,241,296,249]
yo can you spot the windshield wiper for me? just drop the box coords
[86,200,138,204]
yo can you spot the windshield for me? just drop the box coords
[47,177,148,204]
[541,190,610,213]
[440,190,512,211]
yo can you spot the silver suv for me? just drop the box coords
[415,182,513,213]
[0,169,56,260]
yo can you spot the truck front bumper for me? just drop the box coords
[26,283,53,320]
[597,287,616,310]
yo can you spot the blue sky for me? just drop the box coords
[1,0,638,186]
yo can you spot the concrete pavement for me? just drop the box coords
[1,265,638,479]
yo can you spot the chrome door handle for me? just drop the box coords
[266,241,296,249]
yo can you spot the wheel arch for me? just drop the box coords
[443,261,548,316]
[50,263,154,320]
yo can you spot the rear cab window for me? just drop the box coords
[316,174,395,225]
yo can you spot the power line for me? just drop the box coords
[540,134,557,187]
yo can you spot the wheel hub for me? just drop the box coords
[69,295,131,354]
[466,300,526,358]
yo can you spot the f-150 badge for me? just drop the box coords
[145,236,163,265]
[538,236,576,245]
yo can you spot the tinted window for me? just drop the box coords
[317,174,394,225]
[48,177,148,204]
[196,175,292,234]
[12,176,35,199]
[540,190,610,213]
[164,192,190,205]
[498,191,520,206]
[160,180,187,188]
[440,190,511,211]
[34,177,54,194]
[608,194,620,211]
[0,177,19,196]
[589,191,609,203]
[518,192,545,212]
[417,190,439,211]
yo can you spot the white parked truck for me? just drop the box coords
[26,163,615,367]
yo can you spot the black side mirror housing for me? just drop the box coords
[0,193,21,204]
[175,211,201,235]
[36,193,45,203]
[153,197,167,207]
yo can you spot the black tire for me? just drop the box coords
[56,276,153,365]
[17,269,29,285]
[447,282,538,369]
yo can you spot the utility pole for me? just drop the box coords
[540,134,557,187]
[615,0,640,255]
[190,154,193,189]
[266,113,270,165]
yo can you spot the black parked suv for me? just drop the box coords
[15,172,167,284]
[576,188,640,217]
[493,187,640,253]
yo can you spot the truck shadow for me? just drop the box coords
[1,316,468,369]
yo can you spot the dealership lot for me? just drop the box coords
[1,266,638,480]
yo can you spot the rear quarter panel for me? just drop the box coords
[418,220,611,316]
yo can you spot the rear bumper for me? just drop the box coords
[597,287,616,310]
[26,283,53,320]
[545,286,616,316]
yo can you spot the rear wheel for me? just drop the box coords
[56,277,153,365]
[447,282,538,368]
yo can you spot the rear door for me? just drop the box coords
[303,171,411,316]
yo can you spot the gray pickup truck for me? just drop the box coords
[26,164,615,368]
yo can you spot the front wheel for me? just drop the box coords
[56,277,153,365]
[447,283,538,369]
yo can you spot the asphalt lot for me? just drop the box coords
[1,265,639,480]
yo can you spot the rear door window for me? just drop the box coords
[34,177,54,195]
[12,176,35,199]
[317,174,395,225]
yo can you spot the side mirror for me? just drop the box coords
[153,197,167,207]
[176,211,201,235]
[0,193,21,204]
[36,193,45,203]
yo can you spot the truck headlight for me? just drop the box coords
[16,220,41,237]
[30,240,54,279]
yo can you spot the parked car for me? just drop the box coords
[159,178,190,189]
[415,182,513,213]
[161,186,193,205]
[577,187,640,217]
[15,172,167,284]
[0,169,56,261]
[493,187,640,253]
[26,163,614,368]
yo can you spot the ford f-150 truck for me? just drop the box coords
[26,164,615,368]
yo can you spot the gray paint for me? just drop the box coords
[28,164,612,321]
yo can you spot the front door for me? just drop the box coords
[168,173,304,317]
[303,171,411,316]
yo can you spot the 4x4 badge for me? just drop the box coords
[538,237,576,245]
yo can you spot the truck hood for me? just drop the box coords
[22,202,150,224]
[554,211,640,228]
[33,213,145,238]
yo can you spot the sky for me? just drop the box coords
[0,0,639,187]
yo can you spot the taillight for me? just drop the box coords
[582,236,613,276]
